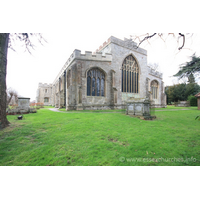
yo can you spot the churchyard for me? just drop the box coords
[0,106,199,166]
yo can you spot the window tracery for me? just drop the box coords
[121,55,139,93]
[87,68,105,96]
[151,80,158,99]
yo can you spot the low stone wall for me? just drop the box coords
[6,108,37,115]
[174,101,190,107]
[151,104,167,108]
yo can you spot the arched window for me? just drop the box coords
[87,68,105,96]
[44,97,49,102]
[151,80,158,99]
[121,55,139,93]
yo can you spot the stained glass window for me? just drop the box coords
[87,68,105,97]
[87,76,91,96]
[121,55,139,93]
[92,77,96,96]
[97,78,100,96]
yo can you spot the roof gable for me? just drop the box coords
[195,92,200,97]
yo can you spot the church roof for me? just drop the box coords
[195,92,200,98]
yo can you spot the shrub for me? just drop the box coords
[187,95,197,106]
[40,103,44,108]
[30,103,36,108]
[35,102,44,109]
[8,104,18,110]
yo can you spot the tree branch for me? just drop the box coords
[8,33,46,54]
[137,33,157,48]
[178,33,185,50]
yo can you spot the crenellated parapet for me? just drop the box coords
[148,67,163,79]
[38,83,52,87]
[74,49,112,61]
[96,37,111,52]
[53,49,112,84]
[96,36,147,56]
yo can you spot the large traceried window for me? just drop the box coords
[121,55,139,93]
[87,68,105,96]
[151,80,158,99]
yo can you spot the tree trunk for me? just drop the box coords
[0,33,10,129]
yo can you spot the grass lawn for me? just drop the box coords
[0,107,200,166]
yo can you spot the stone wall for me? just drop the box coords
[100,36,148,105]
[65,60,113,110]
[146,67,166,107]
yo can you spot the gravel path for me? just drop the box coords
[49,108,125,113]
[49,108,64,112]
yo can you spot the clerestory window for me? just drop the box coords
[87,68,105,96]
[121,55,139,93]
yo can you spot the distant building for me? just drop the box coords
[36,83,52,106]
[36,36,166,109]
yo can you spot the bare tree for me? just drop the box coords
[148,63,160,71]
[6,88,18,107]
[0,33,46,129]
[130,33,193,51]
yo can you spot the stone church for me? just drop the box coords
[36,36,166,110]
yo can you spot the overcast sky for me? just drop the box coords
[6,33,200,101]
[3,0,200,101]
